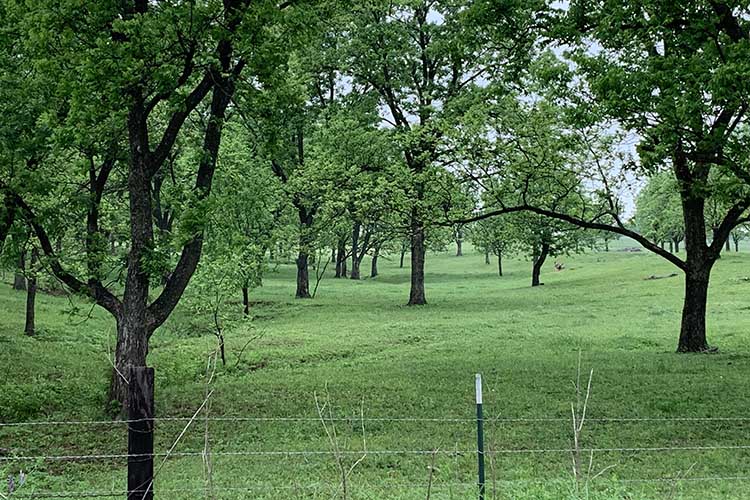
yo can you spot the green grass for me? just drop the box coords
[2,242,750,499]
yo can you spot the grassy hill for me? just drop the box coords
[1,245,749,499]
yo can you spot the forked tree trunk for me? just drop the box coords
[531,243,550,287]
[24,249,37,336]
[408,215,427,305]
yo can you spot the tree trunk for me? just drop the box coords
[13,251,26,291]
[604,239,609,252]
[350,222,361,280]
[408,216,427,305]
[674,239,680,253]
[668,240,674,253]
[725,238,731,252]
[456,238,463,257]
[371,245,380,278]
[485,251,490,265]
[676,183,715,353]
[677,268,711,352]
[242,286,249,316]
[335,239,345,278]
[735,239,739,252]
[497,251,503,277]
[295,250,311,298]
[24,249,37,336]
[109,318,151,415]
[531,243,550,287]
[399,245,406,268]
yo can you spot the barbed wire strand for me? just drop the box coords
[2,415,750,428]
[3,444,750,462]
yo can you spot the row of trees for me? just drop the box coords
[2,1,750,416]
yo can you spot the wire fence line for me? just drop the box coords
[2,414,750,428]
[3,444,750,462]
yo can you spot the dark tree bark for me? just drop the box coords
[335,239,346,278]
[725,238,731,252]
[668,240,674,253]
[497,251,503,277]
[678,267,711,352]
[531,243,550,287]
[371,244,380,278]
[455,228,463,256]
[399,244,406,268]
[485,250,490,265]
[350,222,361,280]
[604,239,609,252]
[242,286,249,316]
[674,238,681,253]
[13,251,26,291]
[295,250,311,298]
[24,249,37,336]
[408,214,427,305]
[735,239,740,252]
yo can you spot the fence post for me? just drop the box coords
[476,373,485,500]
[128,367,154,500]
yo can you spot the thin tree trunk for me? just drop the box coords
[399,245,406,268]
[485,251,490,265]
[24,249,37,336]
[497,251,503,277]
[735,239,739,252]
[604,239,609,252]
[725,238,731,252]
[13,251,26,291]
[335,239,345,278]
[674,239,680,253]
[456,239,462,257]
[371,245,380,278]
[531,243,550,287]
[668,240,674,253]
[350,222,361,280]
[242,286,249,316]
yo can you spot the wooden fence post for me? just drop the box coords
[128,367,154,500]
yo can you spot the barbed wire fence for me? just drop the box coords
[2,369,750,499]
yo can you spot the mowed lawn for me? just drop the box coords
[1,242,750,499]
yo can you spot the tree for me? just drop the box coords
[2,0,300,412]
[344,0,541,305]
[634,172,684,252]
[470,218,514,276]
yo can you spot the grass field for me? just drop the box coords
[1,242,750,499]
